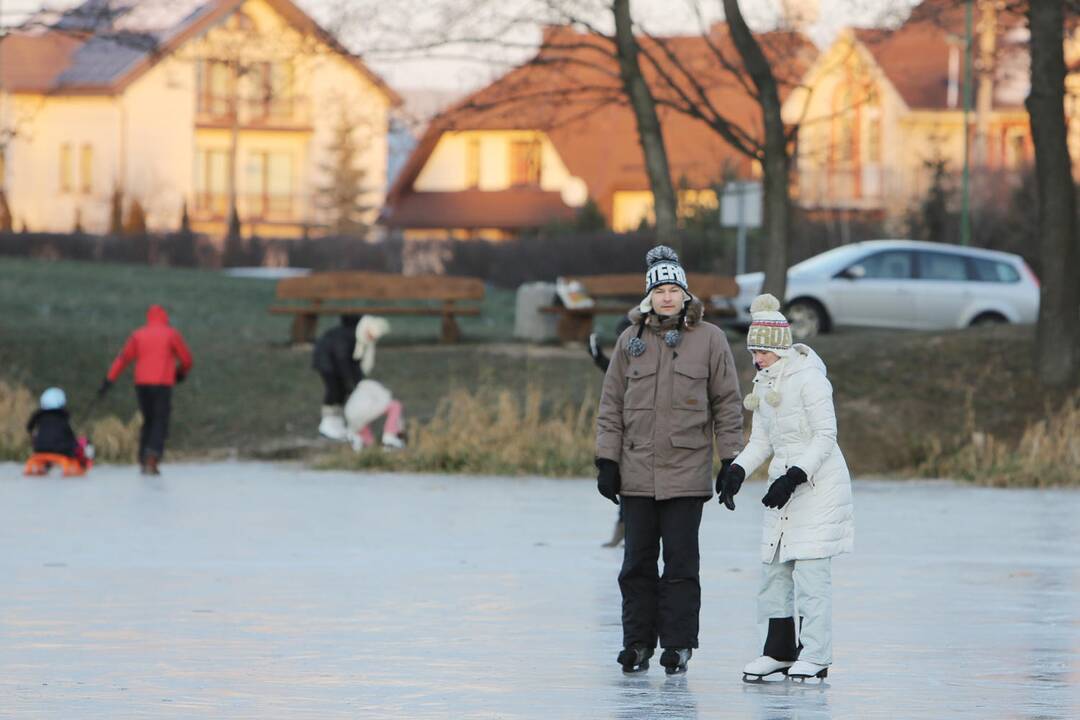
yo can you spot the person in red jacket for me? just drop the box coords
[98,305,193,475]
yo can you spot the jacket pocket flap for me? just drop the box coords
[627,364,658,379]
[674,362,709,379]
[670,430,708,449]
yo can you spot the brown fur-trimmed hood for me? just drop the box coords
[627,296,706,331]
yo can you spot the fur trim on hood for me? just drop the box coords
[628,296,706,331]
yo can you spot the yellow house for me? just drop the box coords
[384,25,816,240]
[0,0,400,239]
[782,3,1033,225]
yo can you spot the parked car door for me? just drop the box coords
[829,249,918,328]
[913,251,972,329]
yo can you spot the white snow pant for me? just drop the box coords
[757,553,832,665]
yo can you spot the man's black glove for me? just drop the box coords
[717,460,745,510]
[762,466,808,509]
[596,458,621,505]
[176,370,187,384]
[96,378,113,399]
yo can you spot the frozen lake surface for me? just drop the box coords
[1,462,1078,719]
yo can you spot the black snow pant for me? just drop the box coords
[619,496,706,650]
[320,371,349,406]
[136,384,172,461]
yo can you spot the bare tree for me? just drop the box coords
[612,0,677,248]
[1026,0,1079,387]
[722,0,790,298]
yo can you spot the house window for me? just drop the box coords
[248,62,294,120]
[465,138,481,189]
[60,143,73,193]
[80,144,93,194]
[866,107,882,164]
[195,148,230,216]
[1002,127,1028,169]
[196,59,234,118]
[246,151,293,218]
[509,139,541,186]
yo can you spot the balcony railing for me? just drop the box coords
[795,166,886,210]
[193,192,304,223]
[195,96,311,128]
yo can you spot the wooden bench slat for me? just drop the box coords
[541,273,737,343]
[276,271,485,302]
[269,305,481,316]
[269,271,485,344]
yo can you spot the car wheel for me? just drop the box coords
[787,300,823,340]
[970,312,1008,328]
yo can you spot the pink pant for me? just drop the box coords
[358,400,403,446]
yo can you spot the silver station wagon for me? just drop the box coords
[731,240,1040,339]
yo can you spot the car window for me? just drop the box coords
[970,257,1021,283]
[848,251,914,279]
[919,252,968,281]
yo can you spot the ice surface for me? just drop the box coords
[1,462,1078,718]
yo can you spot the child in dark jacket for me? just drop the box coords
[27,387,78,457]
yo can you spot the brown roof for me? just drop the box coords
[386,24,817,228]
[854,1,1028,111]
[0,32,82,92]
[1,0,399,104]
[384,189,576,230]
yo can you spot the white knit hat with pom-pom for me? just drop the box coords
[746,293,792,352]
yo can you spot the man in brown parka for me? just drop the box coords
[596,245,744,675]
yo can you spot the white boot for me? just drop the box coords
[381,432,405,450]
[787,660,829,680]
[348,430,370,452]
[742,655,794,680]
[318,406,347,441]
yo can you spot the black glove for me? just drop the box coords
[176,370,187,384]
[762,466,808,509]
[96,378,113,399]
[717,460,745,510]
[596,458,621,505]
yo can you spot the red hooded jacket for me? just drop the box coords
[107,305,194,386]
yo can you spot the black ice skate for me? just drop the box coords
[659,648,691,675]
[617,645,653,673]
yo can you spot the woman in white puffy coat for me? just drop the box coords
[715,294,854,681]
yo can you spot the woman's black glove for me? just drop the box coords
[96,378,113,399]
[596,458,621,505]
[762,466,808,509]
[716,460,745,510]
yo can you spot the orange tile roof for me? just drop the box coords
[386,24,816,228]
[0,0,399,104]
[385,189,576,229]
[0,32,83,92]
[854,1,1028,111]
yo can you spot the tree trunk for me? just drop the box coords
[723,0,790,300]
[612,0,678,249]
[1026,1,1079,387]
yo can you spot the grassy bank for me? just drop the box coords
[2,257,1073,485]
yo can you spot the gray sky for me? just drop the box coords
[6,0,917,93]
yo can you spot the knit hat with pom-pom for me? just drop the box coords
[644,245,689,294]
[746,293,792,352]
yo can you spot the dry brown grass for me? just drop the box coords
[317,386,598,477]
[916,391,1080,487]
[0,381,140,463]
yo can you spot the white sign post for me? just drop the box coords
[720,181,763,275]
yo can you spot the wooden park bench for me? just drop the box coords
[268,271,484,344]
[540,273,739,343]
